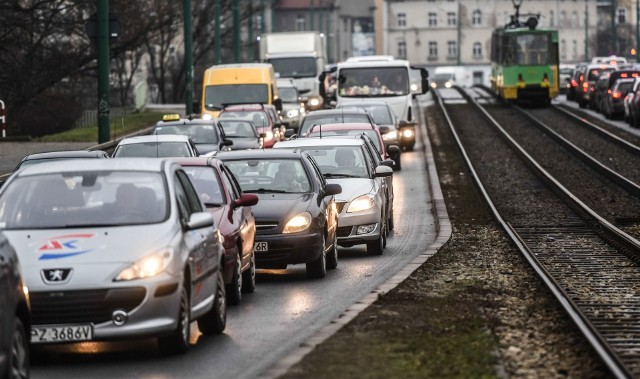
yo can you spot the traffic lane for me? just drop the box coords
[30,148,436,379]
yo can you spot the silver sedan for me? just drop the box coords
[0,158,227,355]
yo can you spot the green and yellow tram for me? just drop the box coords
[490,23,559,105]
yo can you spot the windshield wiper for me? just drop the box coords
[323,173,360,178]
[244,188,288,193]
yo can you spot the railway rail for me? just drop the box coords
[435,86,640,378]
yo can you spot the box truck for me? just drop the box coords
[259,32,326,110]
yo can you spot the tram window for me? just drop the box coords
[515,34,549,65]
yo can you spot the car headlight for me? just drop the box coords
[382,130,398,141]
[402,129,414,138]
[347,194,375,213]
[430,82,437,89]
[410,83,418,91]
[265,131,274,140]
[286,109,299,118]
[445,82,452,88]
[115,249,173,281]
[283,212,312,233]
[308,98,321,107]
[202,114,213,120]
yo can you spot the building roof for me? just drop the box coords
[276,0,335,10]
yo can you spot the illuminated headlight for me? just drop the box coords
[202,114,213,120]
[308,98,321,107]
[287,109,299,118]
[283,212,312,233]
[410,83,418,91]
[445,82,452,88]
[356,224,377,234]
[382,130,398,141]
[347,195,374,213]
[264,131,274,140]
[402,129,414,138]
[115,249,173,281]
[430,82,437,89]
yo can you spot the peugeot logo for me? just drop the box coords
[41,268,73,284]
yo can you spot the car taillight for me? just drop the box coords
[582,82,589,92]
[571,79,577,87]
[612,91,622,99]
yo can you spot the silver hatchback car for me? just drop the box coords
[0,158,227,355]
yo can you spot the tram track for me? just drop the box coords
[436,86,640,378]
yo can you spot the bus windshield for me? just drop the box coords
[204,84,269,110]
[338,67,409,97]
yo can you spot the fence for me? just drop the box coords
[73,107,134,129]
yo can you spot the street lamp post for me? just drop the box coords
[183,0,194,115]
[97,0,110,144]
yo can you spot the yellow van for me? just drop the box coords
[200,63,281,119]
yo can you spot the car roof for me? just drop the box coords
[274,138,366,149]
[222,104,267,111]
[21,150,106,160]
[156,119,217,127]
[118,135,192,145]
[308,123,375,132]
[171,156,223,168]
[216,148,306,160]
[304,108,370,117]
[15,158,169,177]
[337,100,391,108]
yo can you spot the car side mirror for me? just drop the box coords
[387,145,400,155]
[375,165,394,177]
[187,212,214,230]
[323,183,342,197]
[234,193,259,208]
[380,160,395,169]
[273,98,283,111]
[378,125,391,134]
[222,139,234,147]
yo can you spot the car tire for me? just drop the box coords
[393,157,401,171]
[406,142,415,152]
[197,267,227,335]
[241,251,256,293]
[366,217,385,255]
[226,253,242,306]
[306,236,327,279]
[158,283,190,355]
[326,232,338,270]
[8,318,29,379]
[388,209,395,231]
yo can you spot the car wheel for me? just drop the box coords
[366,218,385,256]
[8,318,29,379]
[326,232,338,270]
[393,157,401,171]
[197,267,227,335]
[306,235,327,279]
[406,142,415,152]
[226,253,242,305]
[158,283,190,355]
[388,208,395,231]
[241,250,256,293]
[382,217,388,248]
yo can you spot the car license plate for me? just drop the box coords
[253,241,268,252]
[31,324,93,344]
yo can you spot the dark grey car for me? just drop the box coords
[0,232,30,379]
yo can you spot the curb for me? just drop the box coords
[260,96,452,379]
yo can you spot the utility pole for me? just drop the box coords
[326,8,331,63]
[585,0,589,60]
[612,0,617,54]
[637,0,639,61]
[457,2,461,65]
[271,0,277,32]
[215,0,221,64]
[183,0,194,115]
[261,0,266,33]
[310,0,314,30]
[248,0,254,62]
[97,0,110,144]
[233,0,240,62]
[319,0,324,36]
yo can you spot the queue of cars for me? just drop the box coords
[0,58,416,372]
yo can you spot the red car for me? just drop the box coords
[306,123,399,168]
[176,157,259,305]
[219,104,284,148]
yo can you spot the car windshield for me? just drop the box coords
[0,171,168,229]
[616,81,634,93]
[307,129,382,152]
[225,159,311,193]
[182,166,226,206]
[338,67,409,97]
[588,68,614,81]
[204,84,269,110]
[279,87,299,103]
[294,146,369,179]
[300,114,371,136]
[114,142,192,157]
[219,120,258,138]
[219,111,269,128]
[342,104,393,124]
[154,124,219,144]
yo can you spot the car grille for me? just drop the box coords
[255,221,279,234]
[337,226,353,238]
[334,201,347,214]
[31,287,146,325]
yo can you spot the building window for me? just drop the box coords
[428,12,437,27]
[296,15,305,31]
[572,40,577,59]
[618,8,626,24]
[472,10,482,26]
[473,42,482,58]
[398,41,407,59]
[397,12,406,27]
[447,12,456,26]
[448,41,457,57]
[572,11,579,27]
[428,41,438,58]
[561,39,566,60]
[560,11,566,27]
[549,10,554,27]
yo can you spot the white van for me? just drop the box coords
[431,66,469,89]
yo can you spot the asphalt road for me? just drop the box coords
[26,143,436,379]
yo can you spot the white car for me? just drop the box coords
[112,134,200,157]
[274,138,393,255]
[0,158,226,355]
